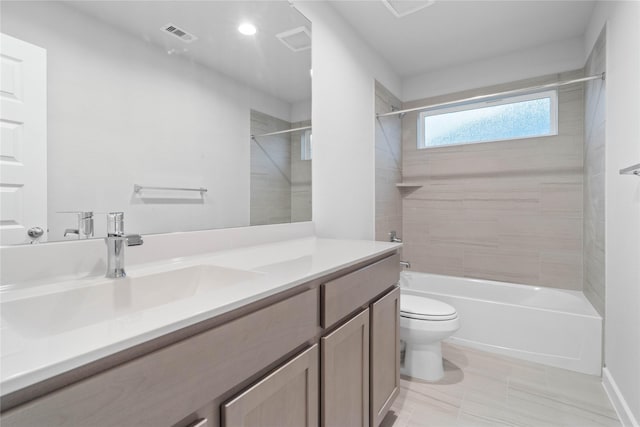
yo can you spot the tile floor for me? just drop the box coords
[382,343,621,427]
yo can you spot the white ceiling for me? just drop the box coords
[66,1,312,103]
[329,0,596,78]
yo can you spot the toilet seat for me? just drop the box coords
[401,294,458,321]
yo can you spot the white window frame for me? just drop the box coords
[417,89,558,149]
[301,129,312,160]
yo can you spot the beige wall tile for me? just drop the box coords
[540,183,583,217]
[398,71,585,289]
[498,216,582,253]
[376,82,403,242]
[402,242,465,277]
[583,29,606,316]
[464,249,540,283]
[540,251,583,290]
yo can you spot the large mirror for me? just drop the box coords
[0,1,312,245]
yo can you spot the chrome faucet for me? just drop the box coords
[389,230,403,243]
[105,212,143,279]
[61,211,94,239]
[399,260,411,269]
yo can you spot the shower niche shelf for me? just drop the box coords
[396,182,423,188]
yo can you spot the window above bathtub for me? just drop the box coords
[301,129,312,160]
[417,89,558,149]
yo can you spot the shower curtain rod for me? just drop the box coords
[376,72,606,118]
[251,125,312,139]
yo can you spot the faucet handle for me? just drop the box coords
[125,234,143,246]
[64,228,79,237]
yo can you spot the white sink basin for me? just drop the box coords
[1,265,262,338]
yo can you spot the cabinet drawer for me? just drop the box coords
[2,288,319,427]
[322,253,399,328]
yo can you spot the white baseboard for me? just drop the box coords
[603,367,640,427]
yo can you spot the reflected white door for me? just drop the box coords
[0,33,47,244]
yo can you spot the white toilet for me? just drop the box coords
[400,294,460,382]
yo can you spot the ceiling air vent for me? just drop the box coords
[382,0,435,18]
[276,26,311,52]
[161,23,198,43]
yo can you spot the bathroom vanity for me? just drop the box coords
[0,235,401,427]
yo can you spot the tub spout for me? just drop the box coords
[400,260,411,269]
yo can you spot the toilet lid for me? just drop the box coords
[401,294,458,321]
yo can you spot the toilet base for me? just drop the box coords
[401,340,444,382]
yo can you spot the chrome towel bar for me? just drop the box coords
[619,163,640,176]
[133,184,208,193]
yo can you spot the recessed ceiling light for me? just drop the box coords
[238,23,257,36]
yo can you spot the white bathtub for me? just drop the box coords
[400,271,602,375]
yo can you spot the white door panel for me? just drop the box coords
[0,33,47,244]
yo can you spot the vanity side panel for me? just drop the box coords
[2,289,319,427]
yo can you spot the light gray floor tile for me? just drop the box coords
[384,343,622,427]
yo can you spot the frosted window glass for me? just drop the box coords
[301,129,312,160]
[423,96,554,148]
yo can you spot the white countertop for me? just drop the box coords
[0,237,400,395]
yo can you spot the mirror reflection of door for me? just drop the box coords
[0,33,47,245]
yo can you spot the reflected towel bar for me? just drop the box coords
[251,125,311,138]
[619,163,640,176]
[133,185,208,193]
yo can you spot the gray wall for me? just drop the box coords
[583,30,606,316]
[401,71,585,290]
[375,82,403,243]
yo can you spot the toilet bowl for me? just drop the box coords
[400,294,460,382]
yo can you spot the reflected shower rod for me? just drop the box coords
[377,72,606,118]
[251,125,312,139]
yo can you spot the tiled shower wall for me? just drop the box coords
[583,30,606,315]
[375,82,403,242]
[290,120,312,223]
[250,110,292,225]
[250,111,312,226]
[400,71,585,290]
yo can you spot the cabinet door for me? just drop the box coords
[370,287,400,427]
[222,345,319,427]
[321,309,370,427]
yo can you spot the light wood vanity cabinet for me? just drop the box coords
[321,309,370,427]
[370,287,401,427]
[2,251,400,427]
[319,253,401,427]
[222,345,319,427]
[2,289,320,427]
[322,254,400,328]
